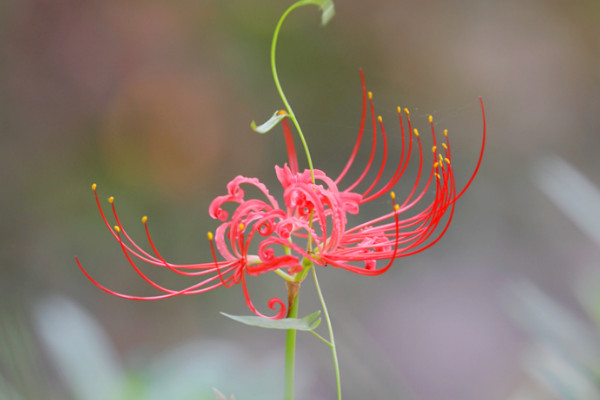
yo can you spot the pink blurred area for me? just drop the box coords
[2,0,600,399]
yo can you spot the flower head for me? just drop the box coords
[77,70,485,319]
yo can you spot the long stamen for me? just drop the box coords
[97,192,163,265]
[383,192,401,270]
[112,225,197,295]
[397,127,426,209]
[321,192,401,276]
[76,254,236,300]
[208,231,235,288]
[336,68,368,185]
[344,89,378,192]
[93,184,232,273]
[142,217,213,277]
[362,115,389,197]
[364,106,412,201]
[450,97,486,202]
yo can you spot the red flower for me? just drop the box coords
[77,70,485,319]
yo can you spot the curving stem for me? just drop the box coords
[271,0,322,183]
[312,265,342,399]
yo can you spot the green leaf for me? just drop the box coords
[301,0,335,26]
[220,310,321,331]
[250,111,287,134]
[317,0,335,26]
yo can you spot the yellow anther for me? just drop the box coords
[443,129,448,137]
[108,196,114,204]
[439,154,443,163]
[377,116,383,123]
[390,191,396,200]
[434,162,439,169]
[442,143,448,150]
[207,231,214,241]
[368,91,373,100]
[413,128,419,137]
[397,106,402,114]
[239,223,244,231]
[428,115,433,123]
[435,173,441,179]
[445,157,451,164]
[142,216,148,224]
[404,108,410,116]
[277,110,287,116]
[394,204,400,212]
[91,183,97,191]
[431,145,437,153]
[114,225,121,233]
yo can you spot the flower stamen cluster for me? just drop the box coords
[77,70,485,319]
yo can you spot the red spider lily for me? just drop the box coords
[76,70,485,319]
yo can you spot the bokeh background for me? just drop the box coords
[2,0,600,399]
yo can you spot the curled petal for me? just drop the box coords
[266,298,287,320]
[258,220,274,236]
[209,175,279,220]
[241,274,287,320]
[276,220,295,239]
[208,197,230,221]
[339,191,362,215]
[260,246,275,262]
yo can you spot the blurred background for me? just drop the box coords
[2,0,600,399]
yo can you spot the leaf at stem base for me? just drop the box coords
[220,310,321,331]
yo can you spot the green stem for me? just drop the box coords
[312,267,342,399]
[271,0,316,182]
[309,329,331,346]
[284,292,300,400]
[273,3,335,399]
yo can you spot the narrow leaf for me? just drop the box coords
[250,111,287,134]
[303,0,335,26]
[221,310,321,331]
[318,0,335,26]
